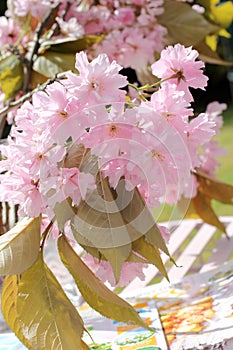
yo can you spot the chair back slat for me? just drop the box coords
[165,223,217,282]
[200,220,233,273]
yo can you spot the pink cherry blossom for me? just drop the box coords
[185,113,216,168]
[205,101,227,134]
[142,82,193,133]
[56,17,84,38]
[10,0,52,19]
[0,16,19,48]
[42,167,96,210]
[64,52,128,105]
[151,44,209,102]
[82,253,147,287]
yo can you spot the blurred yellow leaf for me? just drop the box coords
[0,54,23,101]
[205,34,218,51]
[211,0,233,28]
[192,191,227,234]
[58,235,150,330]
[198,0,233,28]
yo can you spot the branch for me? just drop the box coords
[0,73,67,120]
[23,3,61,92]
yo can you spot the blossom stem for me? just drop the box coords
[0,72,67,119]
[128,74,177,93]
[40,220,54,250]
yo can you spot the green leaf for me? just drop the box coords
[192,191,226,234]
[33,51,75,78]
[0,54,24,101]
[132,236,169,281]
[158,0,220,46]
[58,235,150,330]
[1,275,32,349]
[72,173,132,283]
[16,252,84,349]
[41,36,103,54]
[0,217,41,275]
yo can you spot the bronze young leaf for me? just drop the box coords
[16,252,84,349]
[0,217,41,275]
[1,275,32,349]
[58,235,151,330]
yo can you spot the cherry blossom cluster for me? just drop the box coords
[0,44,226,285]
[2,0,167,71]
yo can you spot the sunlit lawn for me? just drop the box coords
[153,105,233,222]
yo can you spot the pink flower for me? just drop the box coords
[151,44,208,102]
[158,225,170,244]
[114,7,135,25]
[0,17,19,47]
[64,51,128,105]
[0,167,45,217]
[10,0,52,19]
[142,82,193,133]
[185,113,216,168]
[43,168,96,209]
[56,17,84,38]
[205,101,227,134]
[82,253,148,287]
[199,140,227,177]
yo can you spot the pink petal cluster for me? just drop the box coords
[151,44,209,102]
[76,0,167,71]
[198,102,227,176]
[0,16,20,49]
[0,46,224,286]
[82,253,148,287]
[4,0,167,76]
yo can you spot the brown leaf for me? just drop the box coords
[64,143,89,169]
[158,0,220,46]
[117,183,171,257]
[192,191,226,234]
[195,41,233,65]
[195,170,233,205]
[58,235,151,330]
[132,236,169,280]
[72,173,132,283]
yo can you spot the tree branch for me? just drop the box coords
[23,3,61,92]
[0,72,67,120]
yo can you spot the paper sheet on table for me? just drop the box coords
[80,299,168,350]
[124,260,233,350]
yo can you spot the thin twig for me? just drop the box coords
[0,72,67,120]
[23,3,61,92]
[47,1,72,39]
[40,220,54,250]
